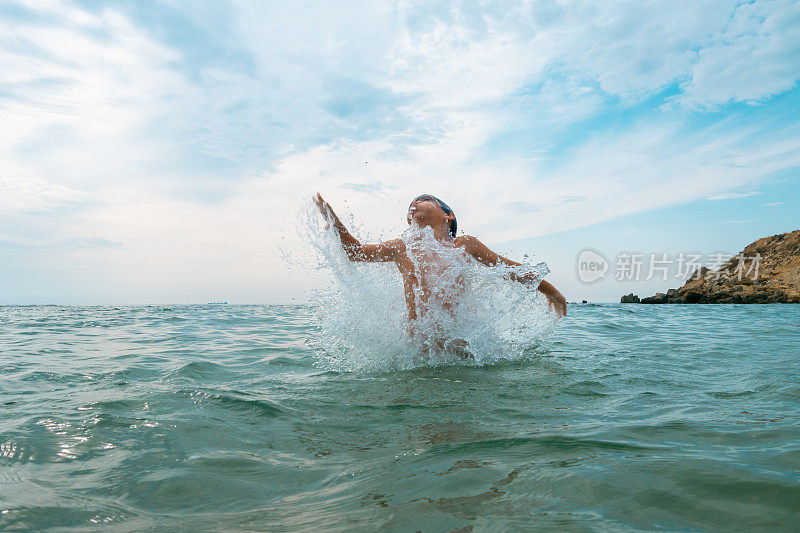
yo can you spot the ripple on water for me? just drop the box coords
[175,389,286,420]
[168,360,236,380]
[1,503,136,530]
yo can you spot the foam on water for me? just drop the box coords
[301,203,560,370]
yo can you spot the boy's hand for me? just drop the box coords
[314,192,335,229]
[547,296,567,317]
[314,192,331,218]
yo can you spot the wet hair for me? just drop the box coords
[409,194,457,237]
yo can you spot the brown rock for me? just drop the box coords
[631,229,800,304]
[641,292,667,304]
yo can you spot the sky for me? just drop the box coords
[1,0,799,304]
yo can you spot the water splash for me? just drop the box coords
[302,202,560,370]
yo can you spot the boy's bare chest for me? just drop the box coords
[394,247,466,288]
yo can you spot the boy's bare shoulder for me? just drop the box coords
[454,235,480,249]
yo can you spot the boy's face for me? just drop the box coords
[407,197,450,226]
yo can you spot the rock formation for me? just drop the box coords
[624,229,800,304]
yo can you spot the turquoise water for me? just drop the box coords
[1,304,799,531]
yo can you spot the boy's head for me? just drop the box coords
[407,194,457,237]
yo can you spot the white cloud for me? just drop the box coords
[681,0,800,107]
[0,0,188,206]
[707,191,759,200]
[0,171,86,215]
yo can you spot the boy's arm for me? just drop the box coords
[314,193,398,262]
[456,235,567,317]
[533,280,567,317]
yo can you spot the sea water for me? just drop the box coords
[2,304,800,530]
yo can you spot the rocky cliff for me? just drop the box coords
[622,230,800,304]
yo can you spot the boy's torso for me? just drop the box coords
[393,237,469,320]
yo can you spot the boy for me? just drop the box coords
[314,193,567,324]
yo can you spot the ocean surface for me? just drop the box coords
[1,304,799,531]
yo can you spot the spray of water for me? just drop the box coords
[301,201,560,371]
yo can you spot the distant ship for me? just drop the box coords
[207,301,228,305]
